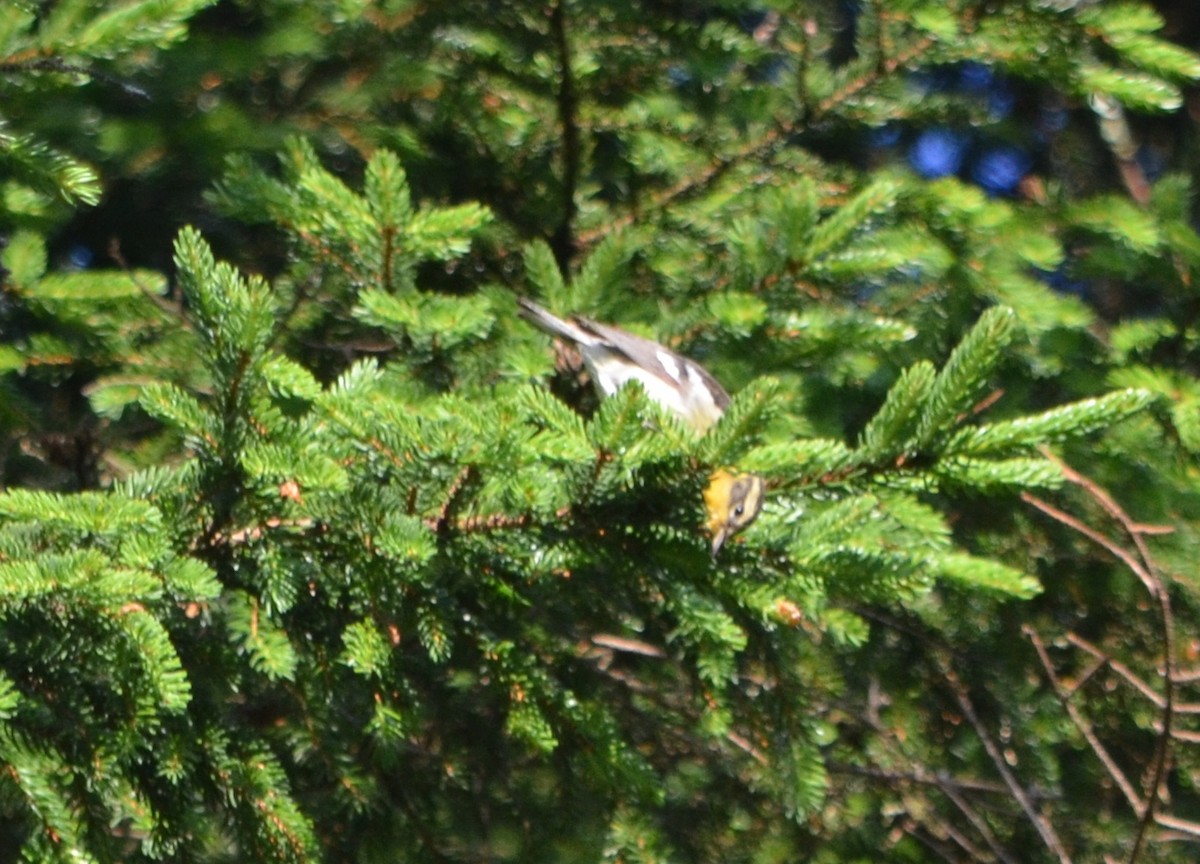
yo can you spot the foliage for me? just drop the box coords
[2,0,1200,862]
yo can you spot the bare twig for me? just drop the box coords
[1021,492,1154,594]
[589,634,667,658]
[1154,813,1200,839]
[1025,626,1145,816]
[1065,632,1163,705]
[1066,632,1200,714]
[938,661,1075,864]
[1090,93,1151,207]
[725,730,768,766]
[935,776,1021,864]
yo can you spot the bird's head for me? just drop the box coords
[704,469,765,556]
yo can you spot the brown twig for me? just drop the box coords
[934,775,1021,864]
[1090,93,1151,207]
[589,633,667,658]
[724,730,769,766]
[1066,632,1200,714]
[1025,625,1146,816]
[828,761,1022,797]
[937,660,1075,864]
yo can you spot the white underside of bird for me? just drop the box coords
[517,297,729,433]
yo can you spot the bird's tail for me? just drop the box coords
[517,297,590,344]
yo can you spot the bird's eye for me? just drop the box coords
[733,505,744,517]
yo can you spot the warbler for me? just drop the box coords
[518,297,763,554]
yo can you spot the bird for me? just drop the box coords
[517,297,763,555]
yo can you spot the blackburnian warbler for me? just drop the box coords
[518,297,763,554]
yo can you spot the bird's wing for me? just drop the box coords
[574,317,732,410]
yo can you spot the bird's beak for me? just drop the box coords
[710,526,730,558]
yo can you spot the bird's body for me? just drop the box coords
[518,297,763,554]
[517,298,729,433]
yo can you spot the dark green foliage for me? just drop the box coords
[2,1,1200,862]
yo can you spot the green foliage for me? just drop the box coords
[1,0,215,212]
[2,1,1200,862]
[0,127,100,206]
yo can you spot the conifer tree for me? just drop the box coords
[3,1,1200,861]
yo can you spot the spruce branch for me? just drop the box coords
[0,126,100,205]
